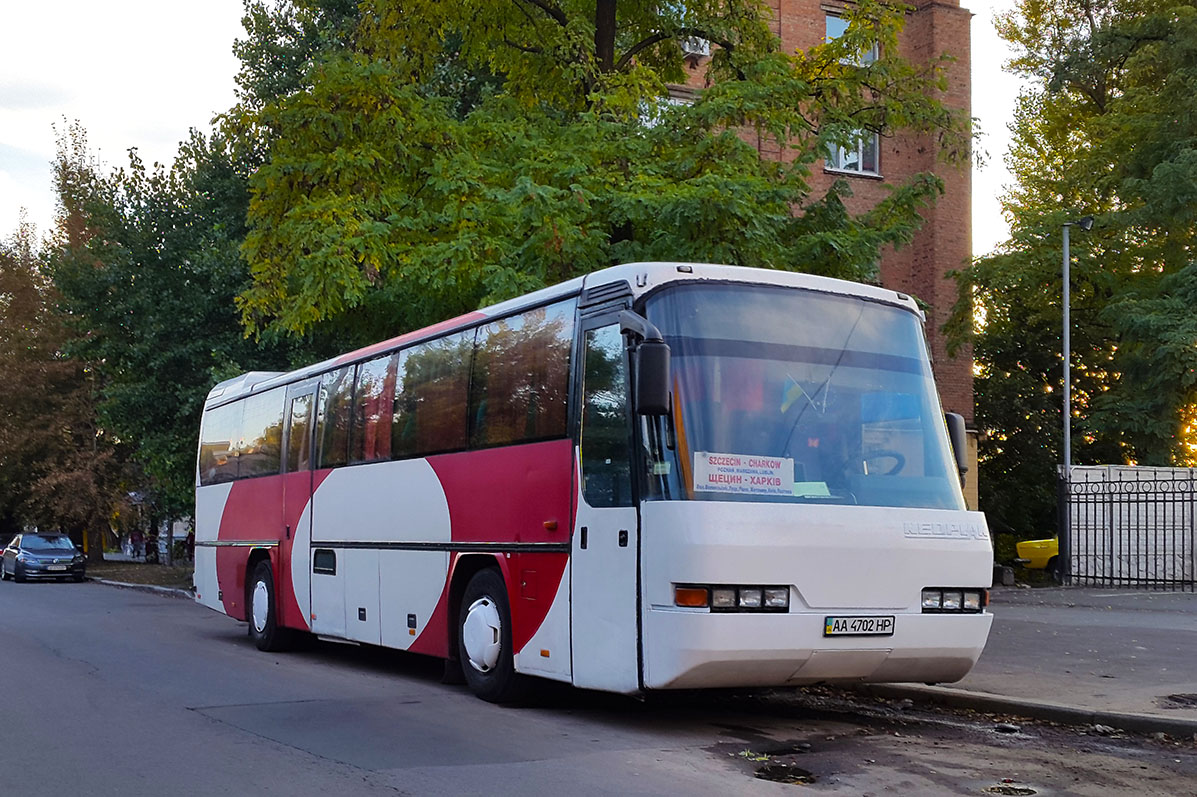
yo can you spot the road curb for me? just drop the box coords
[89,578,193,599]
[859,683,1197,739]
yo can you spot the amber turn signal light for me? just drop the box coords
[674,586,710,608]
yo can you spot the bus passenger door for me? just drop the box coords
[281,383,317,631]
[570,322,641,694]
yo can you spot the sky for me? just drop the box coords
[0,0,1025,258]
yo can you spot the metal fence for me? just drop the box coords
[1060,466,1197,591]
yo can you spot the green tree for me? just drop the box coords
[233,0,361,113]
[47,124,310,517]
[234,0,968,339]
[950,0,1197,538]
[0,215,129,558]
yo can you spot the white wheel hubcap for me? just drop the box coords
[252,580,269,633]
[462,597,502,673]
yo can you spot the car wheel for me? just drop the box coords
[13,565,24,583]
[247,560,291,652]
[1047,556,1063,584]
[73,573,85,583]
[457,568,528,703]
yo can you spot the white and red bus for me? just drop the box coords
[195,262,992,701]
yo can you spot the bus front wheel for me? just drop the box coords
[248,560,291,652]
[458,569,527,703]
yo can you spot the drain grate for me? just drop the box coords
[756,763,817,785]
[984,786,1036,796]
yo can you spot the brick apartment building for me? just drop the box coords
[681,0,979,506]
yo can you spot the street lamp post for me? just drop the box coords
[1060,215,1092,586]
[1061,215,1093,472]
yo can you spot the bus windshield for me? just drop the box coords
[640,282,966,510]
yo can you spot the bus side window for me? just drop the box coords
[239,387,286,478]
[286,392,314,473]
[580,325,633,508]
[318,366,354,468]
[199,401,244,485]
[395,332,471,456]
[470,300,574,448]
[351,353,398,464]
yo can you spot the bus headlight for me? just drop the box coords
[922,587,987,613]
[737,589,763,609]
[711,588,737,609]
[674,584,790,612]
[763,587,790,609]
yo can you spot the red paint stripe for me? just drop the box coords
[428,440,574,651]
[215,469,333,630]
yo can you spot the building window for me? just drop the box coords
[827,131,881,176]
[825,14,879,65]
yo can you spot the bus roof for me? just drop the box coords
[205,262,919,408]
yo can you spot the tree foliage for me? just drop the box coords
[234,0,968,338]
[0,212,129,556]
[4,0,972,540]
[950,0,1197,536]
[46,125,310,517]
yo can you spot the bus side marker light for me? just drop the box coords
[540,649,550,658]
[674,586,710,608]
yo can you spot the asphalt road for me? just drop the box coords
[2,580,1196,796]
[958,587,1197,719]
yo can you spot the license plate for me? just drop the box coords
[48,565,67,571]
[823,615,895,637]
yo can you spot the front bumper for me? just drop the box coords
[16,561,86,580]
[641,608,993,690]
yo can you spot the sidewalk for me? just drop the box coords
[871,586,1197,736]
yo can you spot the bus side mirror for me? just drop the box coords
[945,412,969,484]
[635,341,671,416]
[619,309,671,416]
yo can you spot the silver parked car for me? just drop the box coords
[1,533,86,582]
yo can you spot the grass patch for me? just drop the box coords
[89,559,194,590]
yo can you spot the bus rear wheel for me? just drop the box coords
[248,560,291,652]
[458,568,527,703]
